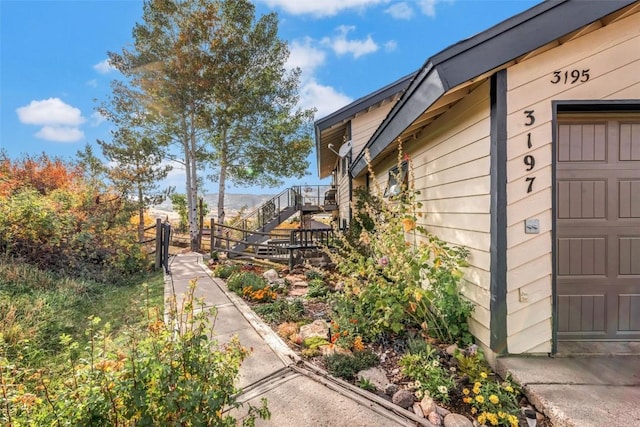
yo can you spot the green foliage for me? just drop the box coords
[0,280,270,425]
[214,263,242,279]
[253,299,306,324]
[399,344,455,403]
[226,271,267,294]
[170,193,189,232]
[462,374,521,427]
[328,148,473,345]
[307,278,329,298]
[455,345,492,383]
[357,378,376,392]
[305,269,325,281]
[325,350,379,381]
[0,257,164,367]
[302,336,330,350]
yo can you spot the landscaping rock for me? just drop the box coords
[299,319,328,341]
[263,269,279,282]
[319,344,351,357]
[443,413,473,427]
[391,389,415,409]
[428,411,443,426]
[445,343,458,356]
[419,395,437,416]
[384,383,398,396]
[356,367,390,392]
[412,402,424,418]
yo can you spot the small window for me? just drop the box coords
[384,161,408,198]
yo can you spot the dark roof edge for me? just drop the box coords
[350,0,637,177]
[314,71,418,132]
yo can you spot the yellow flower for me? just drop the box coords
[477,414,487,424]
[472,386,481,395]
[480,372,488,379]
[463,397,472,404]
[402,218,416,232]
[505,385,514,393]
[487,413,499,425]
[489,394,500,404]
[474,382,482,389]
[471,407,477,414]
[462,388,470,395]
[475,395,485,404]
[498,411,507,419]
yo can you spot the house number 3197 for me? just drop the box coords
[524,110,536,193]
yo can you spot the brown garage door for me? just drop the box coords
[556,115,640,341]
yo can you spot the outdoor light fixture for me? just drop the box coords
[524,408,537,427]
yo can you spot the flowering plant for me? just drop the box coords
[461,373,521,426]
[399,344,455,403]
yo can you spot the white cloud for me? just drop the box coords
[90,111,107,127]
[93,58,116,74]
[256,0,388,17]
[419,0,438,17]
[322,26,378,59]
[286,38,326,76]
[300,80,352,119]
[16,98,85,126]
[16,98,86,142]
[35,126,84,142]
[384,40,397,52]
[385,2,414,19]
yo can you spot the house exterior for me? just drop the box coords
[315,0,640,361]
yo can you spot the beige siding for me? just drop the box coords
[351,103,395,158]
[372,81,493,349]
[505,11,640,353]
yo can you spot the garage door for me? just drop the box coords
[556,116,640,341]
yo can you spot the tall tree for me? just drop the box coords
[204,0,314,235]
[96,81,172,241]
[108,0,313,251]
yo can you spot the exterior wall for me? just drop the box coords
[338,103,396,226]
[505,12,640,353]
[372,81,493,349]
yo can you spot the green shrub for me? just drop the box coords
[214,263,241,279]
[307,278,329,298]
[325,350,379,381]
[305,269,325,281]
[253,299,306,324]
[227,271,267,294]
[0,280,270,425]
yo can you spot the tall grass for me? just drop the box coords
[0,256,164,367]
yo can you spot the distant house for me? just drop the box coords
[315,0,640,362]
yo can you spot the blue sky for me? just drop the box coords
[1,0,539,195]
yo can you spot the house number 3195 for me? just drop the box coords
[524,110,536,194]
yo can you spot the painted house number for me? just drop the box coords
[550,69,590,85]
[524,110,536,194]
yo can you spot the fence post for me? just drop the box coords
[155,218,162,271]
[162,222,171,274]
[210,218,215,251]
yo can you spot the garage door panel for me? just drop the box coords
[619,180,640,218]
[557,116,640,341]
[558,294,606,332]
[619,237,640,275]
[558,237,607,276]
[618,295,640,331]
[558,123,607,162]
[619,123,640,161]
[557,180,606,219]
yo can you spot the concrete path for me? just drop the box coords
[164,253,424,427]
[498,355,640,427]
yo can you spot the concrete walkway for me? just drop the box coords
[164,253,423,427]
[498,355,640,427]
